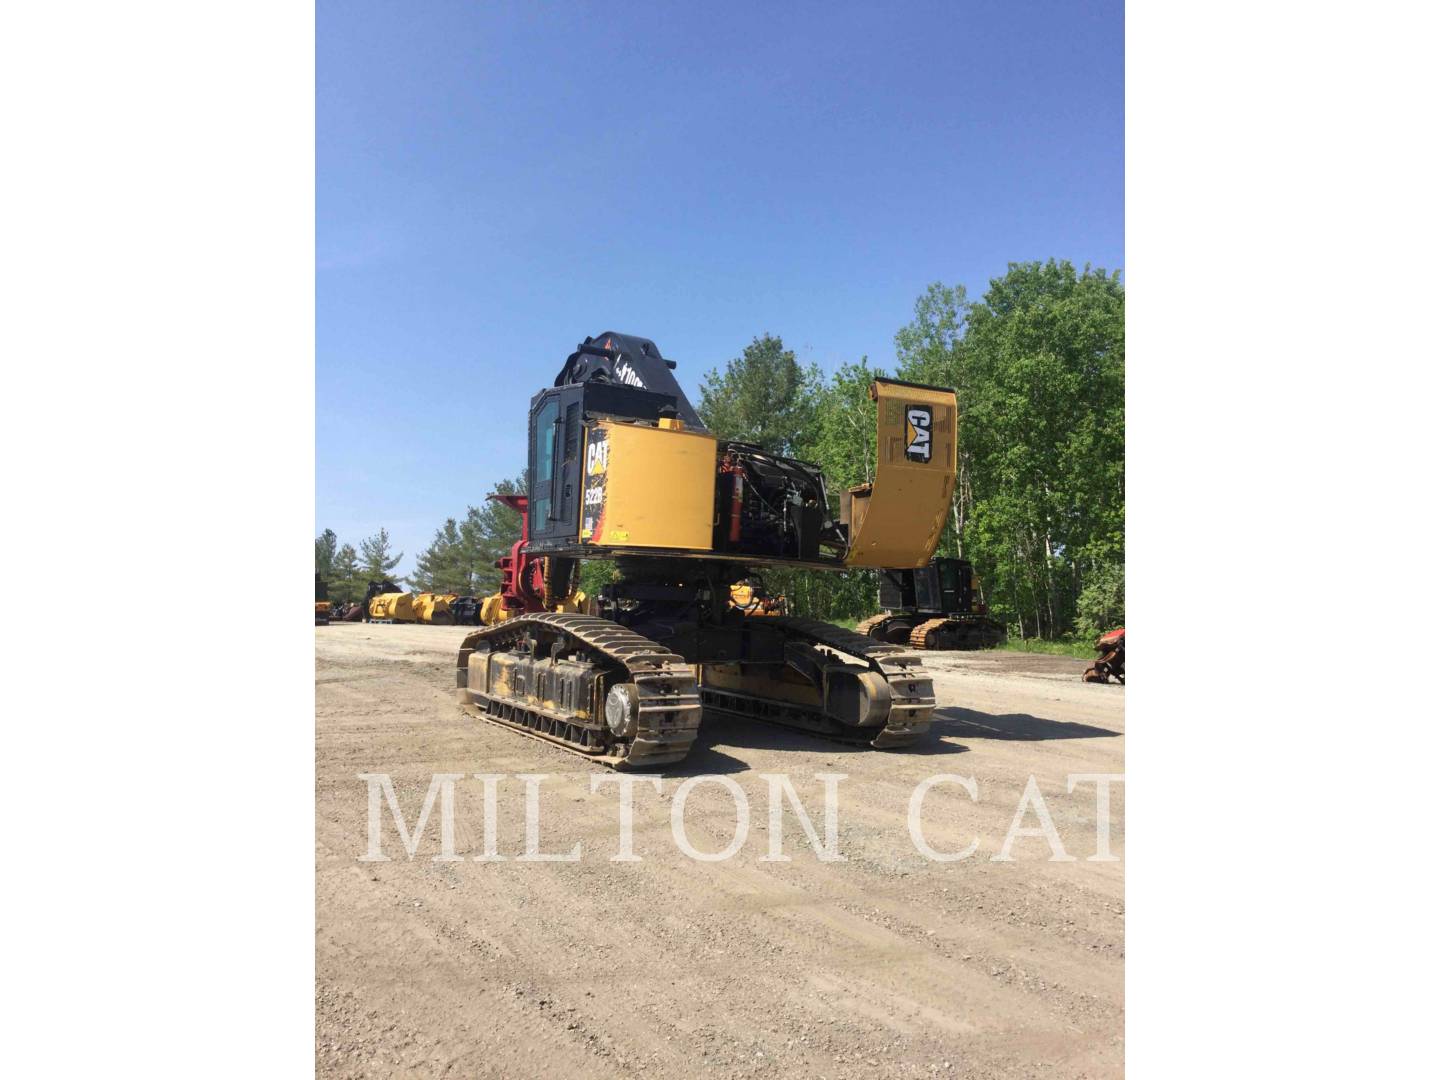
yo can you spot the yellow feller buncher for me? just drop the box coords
[456,331,957,769]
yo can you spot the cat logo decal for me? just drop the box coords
[904,405,933,463]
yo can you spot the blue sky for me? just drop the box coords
[317,0,1124,578]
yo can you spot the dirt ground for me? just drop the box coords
[316,623,1124,1079]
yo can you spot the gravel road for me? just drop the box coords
[316,624,1124,1078]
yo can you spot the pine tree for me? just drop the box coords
[412,519,465,593]
[359,527,403,583]
[315,528,338,580]
[454,474,526,595]
[332,543,360,604]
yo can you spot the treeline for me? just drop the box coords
[313,480,526,604]
[319,259,1122,639]
[314,526,403,606]
[694,259,1124,639]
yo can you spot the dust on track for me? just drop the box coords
[316,623,1124,1079]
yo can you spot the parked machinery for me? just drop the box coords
[315,572,331,625]
[363,579,413,623]
[455,331,958,769]
[413,592,458,625]
[450,596,484,626]
[728,580,786,616]
[856,557,1005,649]
[1083,627,1125,684]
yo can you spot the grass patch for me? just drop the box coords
[998,636,1096,659]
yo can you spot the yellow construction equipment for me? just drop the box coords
[368,591,415,623]
[456,332,957,768]
[477,592,512,626]
[856,558,1005,649]
[472,588,586,625]
[315,572,331,625]
[412,592,457,625]
[728,581,786,616]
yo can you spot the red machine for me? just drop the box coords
[489,493,578,615]
[1083,627,1125,684]
[490,494,544,615]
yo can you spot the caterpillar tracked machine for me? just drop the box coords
[856,558,1006,650]
[456,332,957,769]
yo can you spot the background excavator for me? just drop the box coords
[856,557,1005,649]
[455,331,959,769]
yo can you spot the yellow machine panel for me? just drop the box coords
[413,592,456,624]
[580,420,717,551]
[369,592,415,622]
[843,379,957,568]
[479,592,512,626]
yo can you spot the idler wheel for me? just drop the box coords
[604,683,640,738]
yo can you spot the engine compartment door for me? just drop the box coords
[843,379,957,569]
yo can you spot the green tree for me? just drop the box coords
[359,527,403,583]
[697,334,822,455]
[896,261,1124,638]
[577,560,615,602]
[314,528,338,580]
[894,283,972,557]
[411,519,465,593]
[697,345,898,623]
[696,359,869,622]
[454,474,526,596]
[1076,562,1124,638]
[894,283,969,386]
[800,359,882,490]
[332,543,360,605]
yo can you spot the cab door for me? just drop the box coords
[527,387,583,546]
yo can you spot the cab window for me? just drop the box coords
[532,398,558,524]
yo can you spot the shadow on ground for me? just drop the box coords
[931,706,1120,741]
[662,711,971,775]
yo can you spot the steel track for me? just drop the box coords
[700,615,936,749]
[457,613,702,769]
